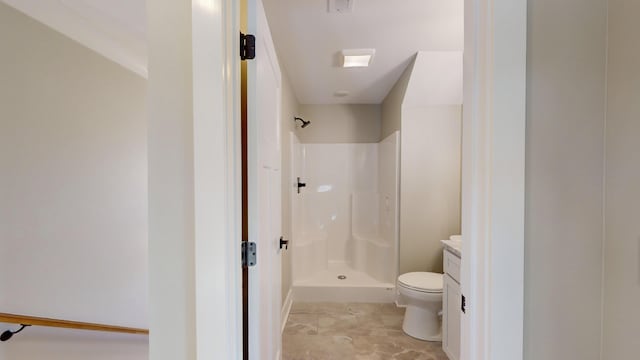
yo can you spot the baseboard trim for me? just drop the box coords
[281,288,293,334]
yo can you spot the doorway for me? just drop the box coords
[239,0,526,359]
[245,0,455,359]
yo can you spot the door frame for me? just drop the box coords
[183,0,528,358]
[147,0,242,359]
[460,0,527,360]
[191,0,243,358]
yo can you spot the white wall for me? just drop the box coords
[0,2,147,358]
[280,71,299,301]
[399,106,462,274]
[146,0,195,357]
[382,51,463,275]
[524,0,608,359]
[2,329,146,360]
[602,0,640,357]
[381,58,415,138]
[297,104,381,143]
[402,52,463,107]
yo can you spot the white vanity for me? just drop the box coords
[441,239,461,360]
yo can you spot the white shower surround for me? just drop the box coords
[291,132,400,302]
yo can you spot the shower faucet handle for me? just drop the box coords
[279,236,289,250]
[296,177,306,194]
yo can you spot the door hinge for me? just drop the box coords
[240,32,256,60]
[242,241,257,267]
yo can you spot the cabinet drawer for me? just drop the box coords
[444,249,461,283]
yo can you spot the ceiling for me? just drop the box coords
[3,0,463,102]
[262,0,463,104]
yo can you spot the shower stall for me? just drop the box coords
[290,132,400,302]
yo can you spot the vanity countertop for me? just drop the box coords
[441,239,462,258]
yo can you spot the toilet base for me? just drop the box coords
[402,305,442,341]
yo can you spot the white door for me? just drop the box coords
[247,0,283,359]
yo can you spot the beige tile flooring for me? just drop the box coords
[282,302,448,360]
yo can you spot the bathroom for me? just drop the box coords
[262,1,464,358]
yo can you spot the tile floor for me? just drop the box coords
[282,302,448,360]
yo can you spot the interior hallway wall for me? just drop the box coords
[602,0,640,357]
[280,70,299,302]
[0,2,147,359]
[525,0,608,359]
[297,104,381,143]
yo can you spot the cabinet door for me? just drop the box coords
[443,274,461,360]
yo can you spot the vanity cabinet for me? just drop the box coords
[443,249,461,360]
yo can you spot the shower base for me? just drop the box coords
[292,262,396,303]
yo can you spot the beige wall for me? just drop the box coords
[0,3,147,359]
[399,106,462,274]
[381,58,415,138]
[381,54,462,275]
[383,53,462,275]
[525,0,608,359]
[297,104,381,143]
[280,71,299,301]
[602,1,640,358]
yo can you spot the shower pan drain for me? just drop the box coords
[337,275,347,280]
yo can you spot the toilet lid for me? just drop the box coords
[398,272,443,293]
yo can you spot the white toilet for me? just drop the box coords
[397,271,444,341]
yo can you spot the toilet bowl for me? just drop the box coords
[397,272,443,341]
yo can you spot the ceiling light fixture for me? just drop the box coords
[341,49,375,68]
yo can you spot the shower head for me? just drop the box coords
[294,117,311,129]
